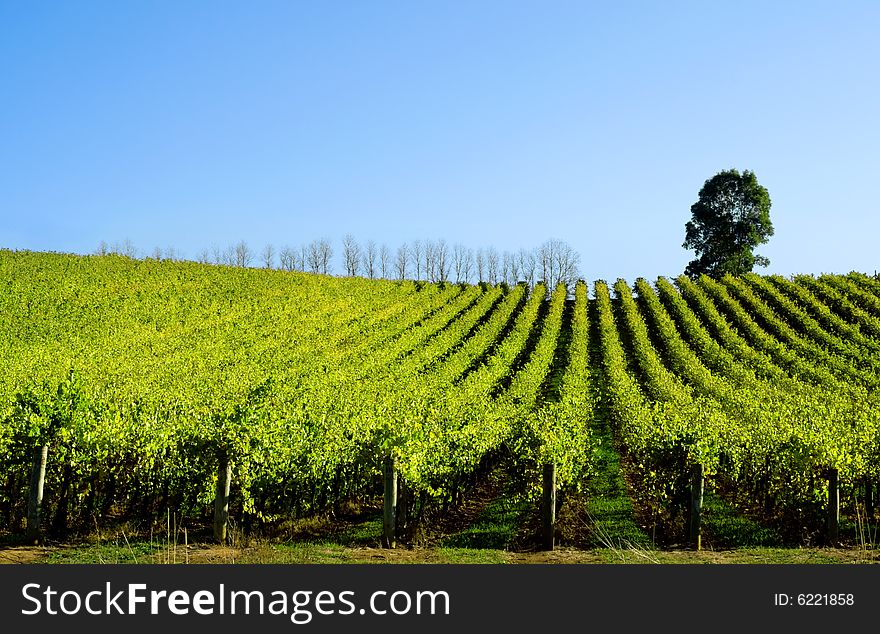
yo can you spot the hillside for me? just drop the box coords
[3,250,880,553]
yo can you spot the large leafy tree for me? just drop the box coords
[683,169,773,278]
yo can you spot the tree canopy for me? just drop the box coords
[683,169,773,278]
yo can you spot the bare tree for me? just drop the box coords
[537,239,580,291]
[211,244,223,265]
[379,243,390,278]
[297,244,308,272]
[164,246,182,261]
[433,239,447,282]
[423,240,436,282]
[501,251,511,286]
[279,246,295,271]
[462,247,474,283]
[95,240,109,256]
[411,240,423,279]
[120,238,138,258]
[222,244,236,266]
[453,244,467,282]
[363,240,377,279]
[317,238,333,275]
[486,247,499,285]
[396,243,409,280]
[197,248,211,264]
[550,239,580,290]
[475,248,485,282]
[261,244,276,269]
[307,240,322,273]
[342,234,361,276]
[518,248,536,286]
[538,241,552,285]
[503,251,520,286]
[233,240,252,267]
[151,246,163,260]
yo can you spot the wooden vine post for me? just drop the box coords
[689,463,704,551]
[26,445,49,544]
[382,455,397,549]
[542,462,556,551]
[827,468,839,544]
[214,451,232,544]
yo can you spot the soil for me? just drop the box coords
[0,546,48,564]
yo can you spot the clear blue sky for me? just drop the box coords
[2,1,878,282]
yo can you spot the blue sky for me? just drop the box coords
[2,1,878,282]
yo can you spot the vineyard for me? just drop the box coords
[3,250,880,553]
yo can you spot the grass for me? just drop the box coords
[43,540,160,564]
[6,536,878,565]
[568,421,652,551]
[440,492,530,550]
[325,516,384,546]
[701,489,785,548]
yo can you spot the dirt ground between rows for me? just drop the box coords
[0,544,599,565]
[0,546,48,564]
[2,542,876,565]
